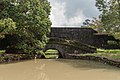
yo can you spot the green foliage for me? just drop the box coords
[114,32,120,40]
[96,0,120,36]
[83,0,120,39]
[0,18,16,38]
[0,0,52,54]
[107,40,118,45]
[82,18,104,33]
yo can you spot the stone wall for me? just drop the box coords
[48,27,120,49]
[49,27,97,46]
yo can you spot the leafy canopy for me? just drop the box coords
[96,0,120,33]
[0,18,16,38]
[0,0,52,54]
[83,0,120,39]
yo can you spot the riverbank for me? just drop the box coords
[67,54,120,68]
[0,54,34,64]
[0,49,120,68]
[0,53,120,68]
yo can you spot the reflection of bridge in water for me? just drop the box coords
[44,27,120,58]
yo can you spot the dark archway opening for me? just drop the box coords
[44,49,63,59]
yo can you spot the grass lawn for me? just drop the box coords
[44,49,59,59]
[80,49,120,60]
[0,50,5,54]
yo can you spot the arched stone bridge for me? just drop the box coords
[44,38,96,58]
[44,27,120,58]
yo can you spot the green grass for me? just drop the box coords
[45,55,58,59]
[96,49,120,60]
[79,49,120,60]
[97,49,120,54]
[44,49,59,59]
[45,49,58,54]
[0,50,5,54]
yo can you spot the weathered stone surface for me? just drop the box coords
[44,43,89,58]
[44,27,120,58]
[49,27,97,45]
[45,27,97,58]
[49,27,120,48]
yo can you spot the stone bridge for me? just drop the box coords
[44,27,120,58]
[44,38,96,58]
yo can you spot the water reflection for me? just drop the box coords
[34,60,49,80]
[0,60,50,80]
[0,59,120,80]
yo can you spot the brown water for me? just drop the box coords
[0,59,120,80]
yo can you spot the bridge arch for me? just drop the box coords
[44,38,97,58]
[44,44,66,58]
[44,48,63,58]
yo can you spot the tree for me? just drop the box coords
[0,18,16,38]
[96,0,120,38]
[83,0,120,39]
[82,18,104,33]
[0,0,52,54]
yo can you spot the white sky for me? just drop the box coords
[48,0,100,27]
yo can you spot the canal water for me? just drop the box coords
[0,59,120,80]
